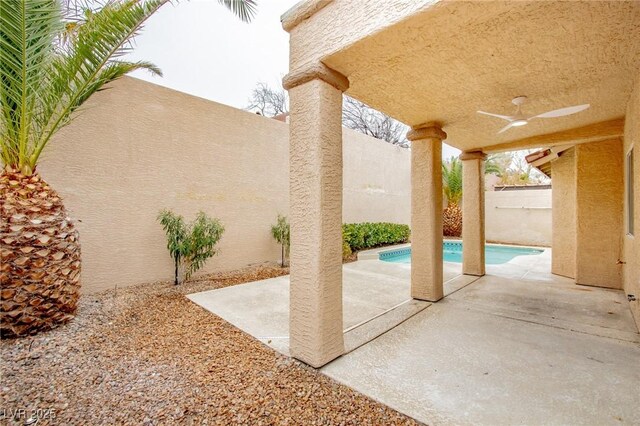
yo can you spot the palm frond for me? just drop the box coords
[0,0,62,172]
[442,156,462,204]
[0,0,165,171]
[30,0,166,167]
[484,154,504,176]
[217,0,257,23]
[1,0,256,173]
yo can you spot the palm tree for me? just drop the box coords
[442,157,463,237]
[485,151,548,186]
[0,0,256,338]
[484,153,506,177]
[443,153,531,236]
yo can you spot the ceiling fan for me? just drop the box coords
[477,96,590,134]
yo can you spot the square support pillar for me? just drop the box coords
[460,151,486,276]
[284,66,349,368]
[407,125,447,302]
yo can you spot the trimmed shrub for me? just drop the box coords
[342,229,353,260]
[342,222,410,252]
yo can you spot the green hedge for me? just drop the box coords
[342,222,410,252]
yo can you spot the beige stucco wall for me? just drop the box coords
[551,149,577,278]
[38,77,410,293]
[623,72,640,326]
[342,132,410,223]
[575,139,624,289]
[485,189,552,247]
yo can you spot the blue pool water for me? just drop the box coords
[379,242,543,265]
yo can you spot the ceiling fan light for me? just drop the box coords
[511,119,528,127]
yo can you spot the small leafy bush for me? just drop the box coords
[342,222,410,252]
[158,210,225,285]
[342,229,353,260]
[271,214,290,267]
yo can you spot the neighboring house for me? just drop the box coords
[281,0,639,367]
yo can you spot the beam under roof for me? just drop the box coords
[480,118,625,154]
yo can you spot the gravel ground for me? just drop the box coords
[1,264,421,426]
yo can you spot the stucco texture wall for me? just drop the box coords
[485,189,551,247]
[343,131,410,224]
[623,72,640,325]
[551,149,577,278]
[575,139,624,289]
[38,77,410,293]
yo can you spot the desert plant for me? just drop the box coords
[0,0,255,337]
[271,214,289,267]
[442,157,463,237]
[158,210,224,285]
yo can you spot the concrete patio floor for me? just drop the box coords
[188,249,640,425]
[188,256,477,354]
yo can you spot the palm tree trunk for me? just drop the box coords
[1,170,81,338]
[443,202,463,237]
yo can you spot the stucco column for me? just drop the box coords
[407,124,447,302]
[460,151,486,276]
[283,64,349,368]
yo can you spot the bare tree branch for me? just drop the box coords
[246,82,409,147]
[246,82,288,117]
[341,97,409,147]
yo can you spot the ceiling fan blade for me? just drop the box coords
[530,104,590,119]
[477,110,514,121]
[497,122,517,134]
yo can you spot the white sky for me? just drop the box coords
[127,1,297,108]
[127,0,461,158]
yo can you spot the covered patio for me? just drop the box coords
[280,0,640,368]
[322,269,640,425]
[189,251,640,424]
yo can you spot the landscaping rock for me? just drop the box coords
[0,264,420,425]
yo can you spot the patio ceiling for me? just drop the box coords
[321,0,640,152]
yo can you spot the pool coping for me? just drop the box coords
[357,243,411,260]
[357,239,549,262]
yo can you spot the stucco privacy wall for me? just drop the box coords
[343,132,410,223]
[575,139,623,289]
[38,77,410,293]
[623,72,639,326]
[485,190,551,247]
[551,149,576,278]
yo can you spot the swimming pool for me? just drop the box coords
[379,241,543,265]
